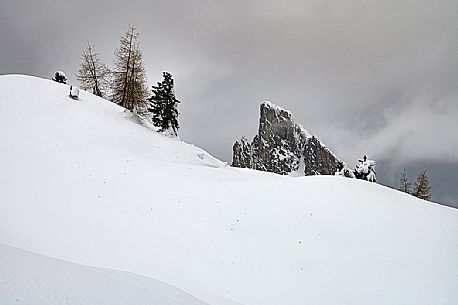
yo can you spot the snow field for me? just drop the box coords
[0,75,457,305]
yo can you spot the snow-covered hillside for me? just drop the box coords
[1,75,457,305]
[0,243,208,305]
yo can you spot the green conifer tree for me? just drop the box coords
[147,72,180,135]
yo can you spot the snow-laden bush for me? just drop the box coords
[335,161,355,178]
[69,86,79,100]
[52,71,67,84]
[354,155,376,182]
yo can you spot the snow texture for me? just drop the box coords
[0,243,208,305]
[1,75,457,305]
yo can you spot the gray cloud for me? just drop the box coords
[1,0,457,206]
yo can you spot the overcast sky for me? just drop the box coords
[1,0,457,207]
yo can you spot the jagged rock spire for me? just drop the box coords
[232,102,340,175]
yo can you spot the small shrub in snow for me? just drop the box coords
[69,86,80,100]
[354,155,376,182]
[335,161,355,178]
[52,71,67,84]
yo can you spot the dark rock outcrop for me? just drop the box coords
[232,101,340,175]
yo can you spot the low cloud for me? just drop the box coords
[326,89,458,165]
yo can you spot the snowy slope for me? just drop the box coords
[1,75,457,305]
[0,243,208,305]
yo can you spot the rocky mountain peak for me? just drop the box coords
[232,102,340,175]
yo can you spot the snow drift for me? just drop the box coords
[0,243,208,305]
[0,75,457,305]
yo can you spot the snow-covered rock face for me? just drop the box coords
[232,102,340,175]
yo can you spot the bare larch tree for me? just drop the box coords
[399,167,411,193]
[76,41,110,98]
[412,170,431,201]
[112,25,148,111]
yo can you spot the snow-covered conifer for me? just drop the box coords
[354,155,376,182]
